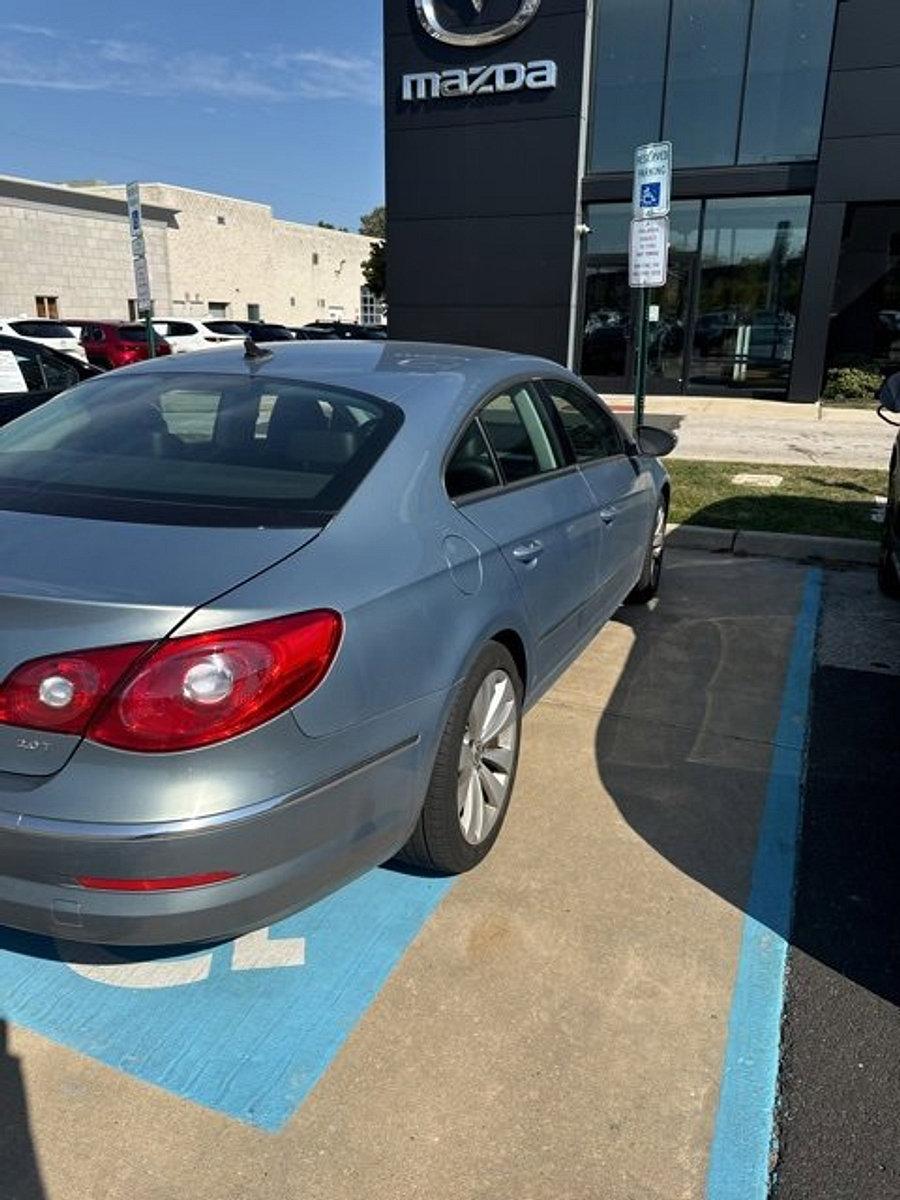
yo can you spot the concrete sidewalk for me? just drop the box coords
[2,552,810,1200]
[606,393,895,470]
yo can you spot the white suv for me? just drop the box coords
[0,318,88,363]
[151,318,245,354]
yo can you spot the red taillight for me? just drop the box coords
[0,610,341,752]
[0,642,151,735]
[76,872,238,891]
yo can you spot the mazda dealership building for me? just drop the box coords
[384,0,899,401]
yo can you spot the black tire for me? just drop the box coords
[396,642,523,874]
[626,493,668,605]
[877,497,900,599]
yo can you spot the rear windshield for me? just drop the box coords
[118,325,153,342]
[0,372,402,527]
[10,321,76,340]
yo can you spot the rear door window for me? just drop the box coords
[0,372,403,527]
[541,380,625,462]
[478,385,561,484]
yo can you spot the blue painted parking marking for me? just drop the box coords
[706,569,823,1199]
[0,867,453,1131]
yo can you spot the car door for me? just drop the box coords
[446,382,604,687]
[539,378,656,617]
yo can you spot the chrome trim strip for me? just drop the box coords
[0,736,420,841]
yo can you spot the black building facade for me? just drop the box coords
[384,0,900,401]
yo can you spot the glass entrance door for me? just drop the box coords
[646,202,701,391]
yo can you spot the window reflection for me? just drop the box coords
[739,0,837,164]
[690,197,810,391]
[662,0,752,167]
[827,205,900,377]
[581,205,632,380]
[590,0,668,172]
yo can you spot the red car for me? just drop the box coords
[78,321,172,370]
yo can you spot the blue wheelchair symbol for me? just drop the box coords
[640,182,661,208]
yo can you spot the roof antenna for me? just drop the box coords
[244,336,272,360]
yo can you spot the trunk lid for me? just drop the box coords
[0,510,317,776]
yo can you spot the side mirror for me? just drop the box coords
[635,424,678,458]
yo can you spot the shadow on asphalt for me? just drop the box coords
[594,551,896,1007]
[0,1020,46,1200]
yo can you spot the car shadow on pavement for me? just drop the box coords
[593,552,896,1007]
[0,1020,46,1200]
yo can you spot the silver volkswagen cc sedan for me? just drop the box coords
[0,341,673,944]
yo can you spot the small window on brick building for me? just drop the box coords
[247,303,261,321]
[217,215,226,226]
[127,299,139,321]
[312,253,320,266]
[35,295,59,319]
[317,298,326,309]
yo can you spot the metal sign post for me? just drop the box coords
[629,142,672,434]
[126,182,155,357]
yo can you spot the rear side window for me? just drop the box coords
[10,321,75,340]
[0,372,402,527]
[165,322,199,337]
[446,422,500,499]
[479,386,560,484]
[542,380,624,462]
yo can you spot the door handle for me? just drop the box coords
[599,506,618,524]
[512,540,544,563]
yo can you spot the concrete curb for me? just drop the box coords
[666,523,880,566]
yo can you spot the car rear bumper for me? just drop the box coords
[0,736,424,946]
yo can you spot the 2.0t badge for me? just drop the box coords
[415,0,542,47]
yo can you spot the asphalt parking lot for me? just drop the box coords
[0,548,890,1199]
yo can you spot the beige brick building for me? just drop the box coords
[0,175,380,327]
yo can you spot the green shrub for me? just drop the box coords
[822,366,883,402]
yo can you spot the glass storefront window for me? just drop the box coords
[690,196,810,391]
[827,205,900,377]
[739,0,837,164]
[590,0,669,173]
[663,0,752,167]
[588,0,835,172]
[581,196,811,396]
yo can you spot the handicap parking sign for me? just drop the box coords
[0,868,453,1131]
[640,182,661,209]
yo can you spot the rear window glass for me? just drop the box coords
[0,372,402,528]
[204,321,246,335]
[10,321,75,340]
[118,325,153,343]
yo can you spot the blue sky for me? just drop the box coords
[0,2,384,231]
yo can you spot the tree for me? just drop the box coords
[359,205,386,239]
[316,220,349,232]
[362,239,386,299]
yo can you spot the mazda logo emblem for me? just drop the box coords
[415,0,542,47]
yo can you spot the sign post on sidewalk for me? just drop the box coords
[629,142,672,434]
[126,181,156,357]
